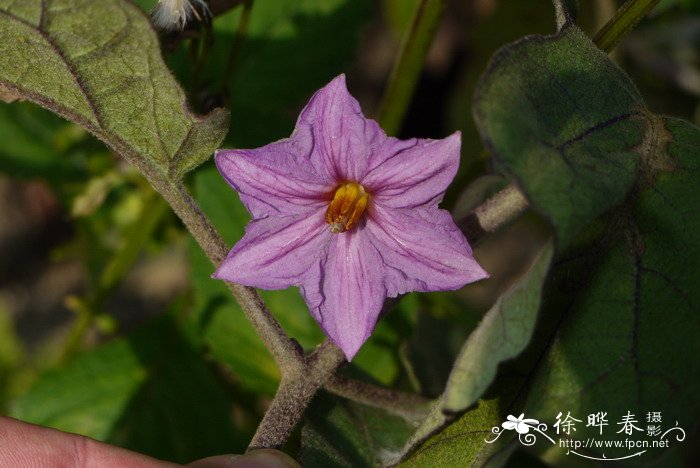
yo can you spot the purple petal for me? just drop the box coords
[366,204,488,297]
[215,135,332,219]
[362,132,461,209]
[297,74,386,182]
[300,229,386,360]
[213,209,330,289]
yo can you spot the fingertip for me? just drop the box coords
[188,450,300,468]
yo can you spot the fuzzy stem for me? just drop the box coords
[325,374,433,424]
[376,0,448,135]
[248,340,345,450]
[593,0,660,53]
[457,185,529,244]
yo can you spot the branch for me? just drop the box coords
[324,374,432,424]
[248,340,345,450]
[457,185,529,244]
[593,0,660,53]
[376,0,448,135]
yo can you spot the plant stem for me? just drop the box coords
[593,0,660,53]
[156,179,303,370]
[325,374,433,424]
[248,340,345,450]
[457,185,529,244]
[221,0,254,99]
[376,0,447,135]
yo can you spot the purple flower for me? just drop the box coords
[213,75,488,360]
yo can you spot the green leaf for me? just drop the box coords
[0,0,228,180]
[444,243,553,413]
[394,242,554,465]
[523,117,700,459]
[10,315,243,463]
[473,24,648,249]
[397,395,517,468]
[301,392,415,467]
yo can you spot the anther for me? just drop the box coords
[325,182,370,233]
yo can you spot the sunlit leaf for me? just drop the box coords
[0,0,228,179]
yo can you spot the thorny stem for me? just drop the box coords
[220,0,254,99]
[593,0,660,53]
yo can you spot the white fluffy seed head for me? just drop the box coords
[151,0,210,31]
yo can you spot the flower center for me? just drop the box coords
[325,182,370,234]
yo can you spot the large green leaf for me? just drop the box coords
[301,392,415,467]
[0,0,228,179]
[466,12,700,463]
[523,117,700,460]
[473,23,647,249]
[10,315,242,463]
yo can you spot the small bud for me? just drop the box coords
[151,0,211,31]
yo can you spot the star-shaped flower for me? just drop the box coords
[213,75,488,360]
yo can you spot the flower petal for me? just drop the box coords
[215,135,331,219]
[502,421,517,430]
[300,229,386,360]
[297,74,386,182]
[362,132,461,209]
[213,209,330,289]
[366,204,488,296]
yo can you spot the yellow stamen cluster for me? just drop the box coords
[325,182,370,233]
